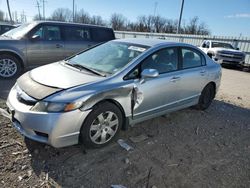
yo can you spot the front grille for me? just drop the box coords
[220,54,243,60]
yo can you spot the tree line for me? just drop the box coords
[1,8,210,35]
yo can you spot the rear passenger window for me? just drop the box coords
[181,48,205,69]
[64,26,91,41]
[92,28,115,42]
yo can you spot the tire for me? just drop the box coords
[0,54,22,79]
[80,102,123,148]
[196,84,215,110]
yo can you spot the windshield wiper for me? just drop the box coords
[65,62,106,77]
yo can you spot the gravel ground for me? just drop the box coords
[0,67,250,188]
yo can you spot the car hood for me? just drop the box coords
[0,35,17,41]
[30,62,104,89]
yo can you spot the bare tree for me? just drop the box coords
[184,16,210,35]
[75,9,91,24]
[163,19,178,33]
[90,15,106,26]
[46,7,210,35]
[153,15,167,33]
[49,8,72,22]
[136,15,150,32]
[110,13,127,30]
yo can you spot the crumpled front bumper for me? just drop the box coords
[4,85,91,148]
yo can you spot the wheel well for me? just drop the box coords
[207,53,213,58]
[95,99,128,131]
[207,82,216,98]
[0,51,24,69]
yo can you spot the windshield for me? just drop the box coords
[67,41,148,75]
[212,42,234,49]
[2,22,36,39]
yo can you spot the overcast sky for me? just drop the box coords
[0,0,250,37]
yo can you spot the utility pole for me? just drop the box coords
[6,0,13,24]
[36,0,41,20]
[153,1,158,18]
[150,1,158,34]
[41,0,46,20]
[177,0,184,34]
[72,0,75,22]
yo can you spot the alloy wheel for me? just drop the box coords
[89,111,119,144]
[0,58,18,78]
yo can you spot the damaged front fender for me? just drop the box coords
[80,83,144,118]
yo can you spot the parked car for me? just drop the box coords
[3,38,221,148]
[199,40,245,67]
[0,21,115,78]
[0,23,16,35]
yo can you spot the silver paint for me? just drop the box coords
[6,38,221,148]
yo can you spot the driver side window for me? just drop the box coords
[32,25,61,41]
[141,48,178,74]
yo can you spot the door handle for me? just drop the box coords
[56,44,64,48]
[170,76,181,82]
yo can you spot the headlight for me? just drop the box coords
[31,101,83,112]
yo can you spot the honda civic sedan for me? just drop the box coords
[5,38,221,148]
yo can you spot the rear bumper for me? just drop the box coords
[5,85,91,148]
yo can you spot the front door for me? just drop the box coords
[26,24,65,66]
[131,47,180,120]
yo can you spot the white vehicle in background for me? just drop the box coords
[200,40,246,67]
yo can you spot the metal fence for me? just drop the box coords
[115,31,250,64]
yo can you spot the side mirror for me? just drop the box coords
[236,47,239,50]
[30,34,40,41]
[141,69,159,79]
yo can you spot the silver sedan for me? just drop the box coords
[4,38,221,148]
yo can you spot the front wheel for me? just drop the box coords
[0,54,22,79]
[195,84,215,110]
[80,102,123,148]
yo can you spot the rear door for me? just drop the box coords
[26,24,65,66]
[62,25,96,58]
[176,47,208,104]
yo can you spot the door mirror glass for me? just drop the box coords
[141,69,159,79]
[31,34,40,41]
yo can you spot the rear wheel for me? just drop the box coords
[0,54,22,79]
[80,102,123,148]
[196,84,215,110]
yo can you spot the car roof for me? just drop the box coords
[31,21,112,29]
[0,22,15,26]
[114,38,194,48]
